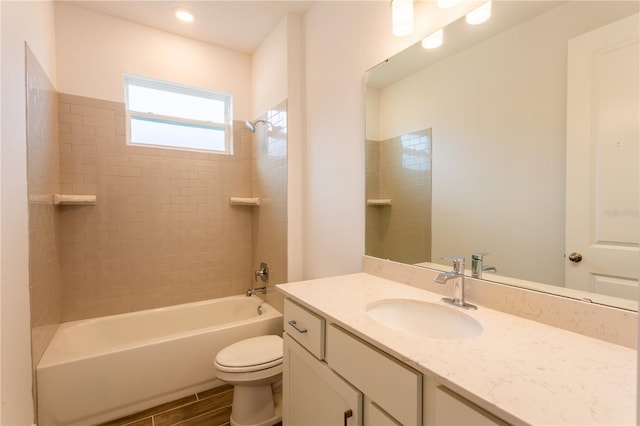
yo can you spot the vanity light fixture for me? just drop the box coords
[422,29,443,49]
[174,7,194,23]
[465,1,491,25]
[437,0,460,9]
[391,0,414,37]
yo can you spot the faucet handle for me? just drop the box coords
[472,252,490,260]
[441,256,464,273]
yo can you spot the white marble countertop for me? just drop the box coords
[277,273,637,426]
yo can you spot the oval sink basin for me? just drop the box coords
[366,299,483,340]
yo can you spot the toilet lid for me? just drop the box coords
[215,335,283,372]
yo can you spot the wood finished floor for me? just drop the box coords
[96,384,234,426]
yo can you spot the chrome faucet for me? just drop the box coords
[254,262,269,283]
[247,262,269,296]
[471,252,497,279]
[435,257,477,310]
[246,286,267,297]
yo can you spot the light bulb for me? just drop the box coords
[437,0,460,9]
[391,0,414,37]
[422,29,443,49]
[466,2,491,25]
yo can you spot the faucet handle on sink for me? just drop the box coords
[441,256,465,273]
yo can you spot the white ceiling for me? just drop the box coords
[64,1,314,54]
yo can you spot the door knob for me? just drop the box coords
[568,252,583,263]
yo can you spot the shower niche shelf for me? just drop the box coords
[366,199,392,206]
[230,197,261,206]
[54,194,97,206]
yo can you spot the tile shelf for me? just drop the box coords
[230,197,261,206]
[53,194,97,206]
[366,199,392,206]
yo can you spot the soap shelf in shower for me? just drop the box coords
[366,199,392,206]
[54,194,97,206]
[230,197,261,206]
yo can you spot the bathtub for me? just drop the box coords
[36,295,283,426]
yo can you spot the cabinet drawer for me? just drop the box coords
[326,324,422,426]
[284,298,325,359]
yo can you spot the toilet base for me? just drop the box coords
[229,382,282,426]
[230,406,281,426]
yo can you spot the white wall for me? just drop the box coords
[1,3,3,421]
[251,17,287,119]
[1,1,57,424]
[251,14,305,283]
[285,15,304,283]
[302,1,478,278]
[55,3,251,120]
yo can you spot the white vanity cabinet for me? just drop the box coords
[283,299,363,425]
[283,298,508,426]
[283,334,362,425]
[325,324,422,426]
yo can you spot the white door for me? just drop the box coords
[565,13,639,300]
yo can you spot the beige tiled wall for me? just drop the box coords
[366,129,432,264]
[251,101,288,313]
[58,93,255,321]
[365,140,381,256]
[26,47,62,369]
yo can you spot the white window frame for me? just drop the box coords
[124,73,233,154]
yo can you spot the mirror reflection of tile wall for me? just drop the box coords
[366,129,432,265]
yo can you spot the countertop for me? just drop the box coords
[277,273,637,426]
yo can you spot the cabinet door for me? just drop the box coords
[283,333,362,426]
[364,397,401,426]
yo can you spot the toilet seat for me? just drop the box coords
[215,335,283,373]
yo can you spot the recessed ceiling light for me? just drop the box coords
[174,7,194,23]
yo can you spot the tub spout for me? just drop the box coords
[246,287,267,297]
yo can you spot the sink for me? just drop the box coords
[366,299,483,340]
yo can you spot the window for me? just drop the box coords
[124,74,232,153]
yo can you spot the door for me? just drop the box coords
[565,13,639,300]
[283,333,362,425]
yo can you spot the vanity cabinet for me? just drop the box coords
[283,298,508,426]
[283,334,362,425]
[325,324,422,426]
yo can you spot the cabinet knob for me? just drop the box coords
[344,408,353,426]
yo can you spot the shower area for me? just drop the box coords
[26,43,289,401]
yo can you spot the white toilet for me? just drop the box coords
[214,335,283,426]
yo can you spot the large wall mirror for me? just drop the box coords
[365,1,639,311]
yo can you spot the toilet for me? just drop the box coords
[214,335,283,426]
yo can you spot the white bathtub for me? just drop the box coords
[36,295,283,426]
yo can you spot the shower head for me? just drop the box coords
[244,119,269,133]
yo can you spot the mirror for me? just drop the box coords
[365,1,639,311]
